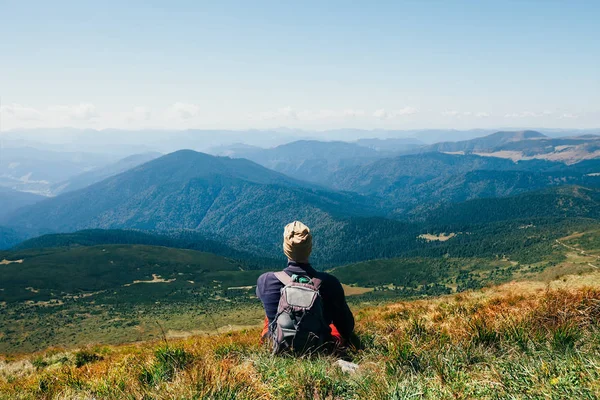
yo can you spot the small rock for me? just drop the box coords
[336,359,359,373]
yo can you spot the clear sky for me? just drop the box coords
[1,0,599,131]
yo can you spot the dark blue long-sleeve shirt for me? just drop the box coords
[256,261,355,340]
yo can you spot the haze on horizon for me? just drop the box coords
[0,0,599,133]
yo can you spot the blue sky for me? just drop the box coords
[1,0,598,130]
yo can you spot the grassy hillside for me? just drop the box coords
[2,271,600,399]
[0,244,269,353]
[11,229,280,269]
[2,215,600,354]
[0,245,249,301]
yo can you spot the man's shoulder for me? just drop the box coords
[256,271,283,288]
[315,271,342,286]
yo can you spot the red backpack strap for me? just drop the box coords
[274,271,293,285]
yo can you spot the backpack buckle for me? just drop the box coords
[291,274,312,284]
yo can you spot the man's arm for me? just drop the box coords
[256,272,281,323]
[327,276,355,340]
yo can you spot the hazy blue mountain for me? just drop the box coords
[420,130,600,164]
[215,140,386,184]
[0,187,45,220]
[207,143,263,158]
[5,128,504,155]
[354,138,424,154]
[425,130,547,153]
[332,152,556,194]
[50,152,162,195]
[0,146,119,195]
[490,136,600,163]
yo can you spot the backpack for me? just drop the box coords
[270,271,329,355]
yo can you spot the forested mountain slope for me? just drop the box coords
[0,187,45,219]
[3,150,385,263]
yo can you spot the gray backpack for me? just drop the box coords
[271,271,329,354]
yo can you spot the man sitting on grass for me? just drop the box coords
[256,221,355,354]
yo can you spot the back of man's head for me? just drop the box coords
[283,221,312,263]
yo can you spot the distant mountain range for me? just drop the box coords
[2,128,488,155]
[423,130,600,164]
[4,149,600,266]
[4,129,600,262]
[426,130,547,153]
[0,147,119,195]
[210,139,423,184]
[212,140,382,184]
[327,152,600,214]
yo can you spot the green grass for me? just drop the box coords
[3,284,600,399]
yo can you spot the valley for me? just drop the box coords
[2,129,600,388]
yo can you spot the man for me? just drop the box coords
[256,221,355,351]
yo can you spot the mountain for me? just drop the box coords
[0,187,45,219]
[424,185,600,226]
[217,140,383,184]
[3,150,385,263]
[4,128,500,154]
[354,138,424,153]
[426,130,547,153]
[329,152,600,215]
[207,143,263,158]
[50,152,162,195]
[422,130,600,164]
[484,136,600,164]
[0,226,26,250]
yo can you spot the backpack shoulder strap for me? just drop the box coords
[311,277,323,290]
[274,271,293,285]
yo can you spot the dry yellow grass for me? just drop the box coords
[341,284,373,296]
[0,259,23,265]
[418,233,457,242]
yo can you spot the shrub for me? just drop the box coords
[214,342,249,359]
[386,341,422,374]
[551,324,581,351]
[75,349,103,368]
[469,317,500,347]
[139,346,193,385]
[32,356,48,370]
